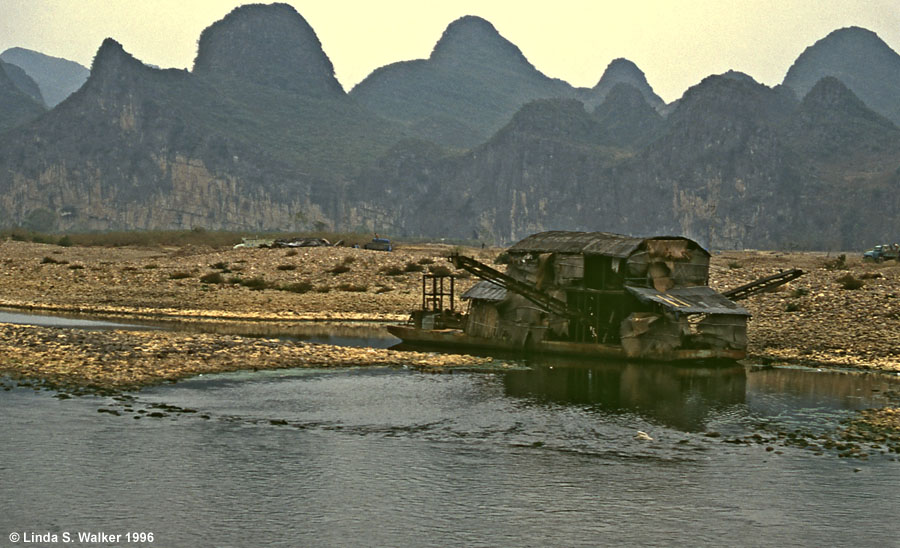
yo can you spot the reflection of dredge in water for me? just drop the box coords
[502,360,747,432]
[388,231,802,362]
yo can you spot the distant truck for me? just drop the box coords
[863,244,900,262]
[363,237,392,252]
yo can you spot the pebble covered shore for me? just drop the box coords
[710,250,900,372]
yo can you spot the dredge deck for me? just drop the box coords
[390,231,800,364]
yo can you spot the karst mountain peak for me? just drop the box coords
[429,15,534,68]
[0,5,898,250]
[192,2,344,97]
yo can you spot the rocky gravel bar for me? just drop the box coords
[709,250,900,372]
[0,240,898,393]
[0,323,493,391]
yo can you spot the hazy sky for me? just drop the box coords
[2,0,899,102]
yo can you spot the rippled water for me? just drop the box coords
[2,362,899,547]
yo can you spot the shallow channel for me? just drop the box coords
[3,362,900,547]
[0,309,156,330]
[2,310,899,546]
[0,307,401,347]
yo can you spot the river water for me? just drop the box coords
[0,310,153,331]
[2,313,900,546]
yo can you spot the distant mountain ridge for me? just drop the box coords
[0,6,898,250]
[578,58,665,113]
[0,60,44,105]
[783,26,900,125]
[591,83,663,148]
[0,60,45,133]
[0,47,88,107]
[350,15,574,148]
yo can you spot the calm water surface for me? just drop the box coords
[2,359,899,547]
[0,308,399,347]
[0,310,150,330]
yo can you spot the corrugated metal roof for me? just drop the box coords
[508,231,707,258]
[626,286,750,316]
[461,280,507,302]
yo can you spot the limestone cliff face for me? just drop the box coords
[0,3,386,233]
[616,73,899,250]
[1,10,898,251]
[349,73,900,250]
[0,38,330,232]
[0,152,327,232]
[779,77,900,248]
[629,74,799,249]
[0,149,311,232]
[348,98,622,242]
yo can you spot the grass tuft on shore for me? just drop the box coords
[199,272,225,284]
[836,273,864,290]
[403,261,424,273]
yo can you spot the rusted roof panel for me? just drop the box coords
[508,231,707,258]
[626,286,750,316]
[461,280,507,302]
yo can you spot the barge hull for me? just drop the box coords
[387,325,745,362]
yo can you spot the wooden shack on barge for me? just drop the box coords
[390,231,750,361]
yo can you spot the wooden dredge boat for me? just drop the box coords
[388,231,801,363]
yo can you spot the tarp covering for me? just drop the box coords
[645,239,691,261]
[625,286,750,316]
